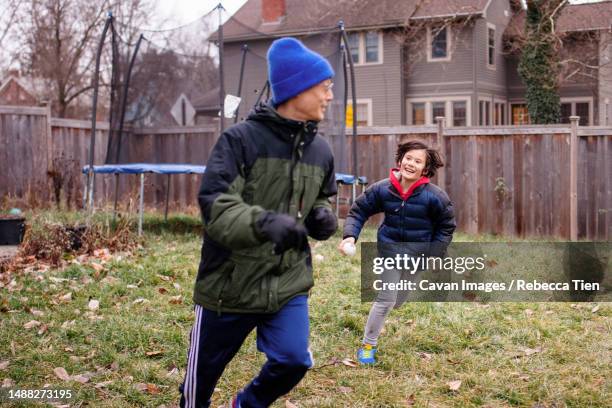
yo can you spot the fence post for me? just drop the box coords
[435,116,446,189]
[569,116,579,241]
[45,103,53,203]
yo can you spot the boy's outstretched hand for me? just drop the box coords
[338,237,356,256]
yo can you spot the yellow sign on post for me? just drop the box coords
[345,104,353,127]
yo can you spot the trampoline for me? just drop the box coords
[83,164,367,235]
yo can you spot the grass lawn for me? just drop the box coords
[0,213,609,407]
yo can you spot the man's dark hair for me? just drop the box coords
[395,140,444,178]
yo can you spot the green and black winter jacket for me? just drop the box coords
[194,103,337,313]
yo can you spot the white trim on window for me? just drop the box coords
[427,25,452,62]
[347,98,373,126]
[406,96,471,127]
[478,97,492,126]
[493,97,507,125]
[346,31,383,66]
[486,22,496,70]
[560,97,593,125]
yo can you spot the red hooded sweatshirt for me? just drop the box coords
[389,168,430,201]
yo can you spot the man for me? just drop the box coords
[179,37,338,408]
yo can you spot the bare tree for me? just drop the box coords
[13,0,157,118]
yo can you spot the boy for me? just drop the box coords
[180,38,338,407]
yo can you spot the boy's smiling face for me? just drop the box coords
[398,149,427,182]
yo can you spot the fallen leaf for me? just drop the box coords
[90,262,104,272]
[88,299,100,311]
[518,374,530,381]
[405,394,416,406]
[157,275,171,282]
[24,320,41,329]
[2,378,15,387]
[146,350,164,357]
[59,292,72,302]
[146,383,160,394]
[157,287,168,295]
[31,309,45,317]
[285,400,298,408]
[341,358,358,368]
[72,374,90,383]
[134,383,148,392]
[447,380,462,391]
[132,298,149,305]
[524,309,534,316]
[173,283,181,290]
[37,324,48,335]
[169,296,183,305]
[95,380,113,388]
[53,367,71,381]
[0,361,9,370]
[417,352,432,360]
[314,254,325,262]
[126,284,138,289]
[591,305,600,313]
[523,347,542,356]
[338,386,353,393]
[101,276,118,285]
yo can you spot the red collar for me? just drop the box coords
[389,168,429,200]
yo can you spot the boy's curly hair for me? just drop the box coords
[395,140,444,178]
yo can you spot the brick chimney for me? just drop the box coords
[262,0,286,24]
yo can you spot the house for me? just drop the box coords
[0,70,39,106]
[220,0,612,127]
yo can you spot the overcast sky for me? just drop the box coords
[151,0,247,30]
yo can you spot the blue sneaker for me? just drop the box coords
[357,344,377,365]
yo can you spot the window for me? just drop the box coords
[494,102,506,125]
[428,25,450,61]
[411,103,425,125]
[487,24,495,68]
[431,102,446,123]
[511,104,530,125]
[346,99,372,126]
[365,32,379,63]
[559,99,592,125]
[575,102,589,126]
[346,31,382,65]
[560,103,572,123]
[453,101,467,127]
[347,33,360,64]
[479,100,491,126]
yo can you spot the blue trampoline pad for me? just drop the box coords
[82,163,206,175]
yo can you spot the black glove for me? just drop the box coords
[256,211,308,254]
[304,207,337,241]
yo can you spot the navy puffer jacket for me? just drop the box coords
[343,170,456,245]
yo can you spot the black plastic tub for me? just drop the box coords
[0,217,26,245]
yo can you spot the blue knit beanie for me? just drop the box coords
[267,37,335,106]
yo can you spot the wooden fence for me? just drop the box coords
[1,105,610,239]
[343,120,611,240]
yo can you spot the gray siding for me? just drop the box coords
[406,23,475,88]
[347,30,403,126]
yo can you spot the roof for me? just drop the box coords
[506,1,612,36]
[193,87,221,112]
[222,0,489,41]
